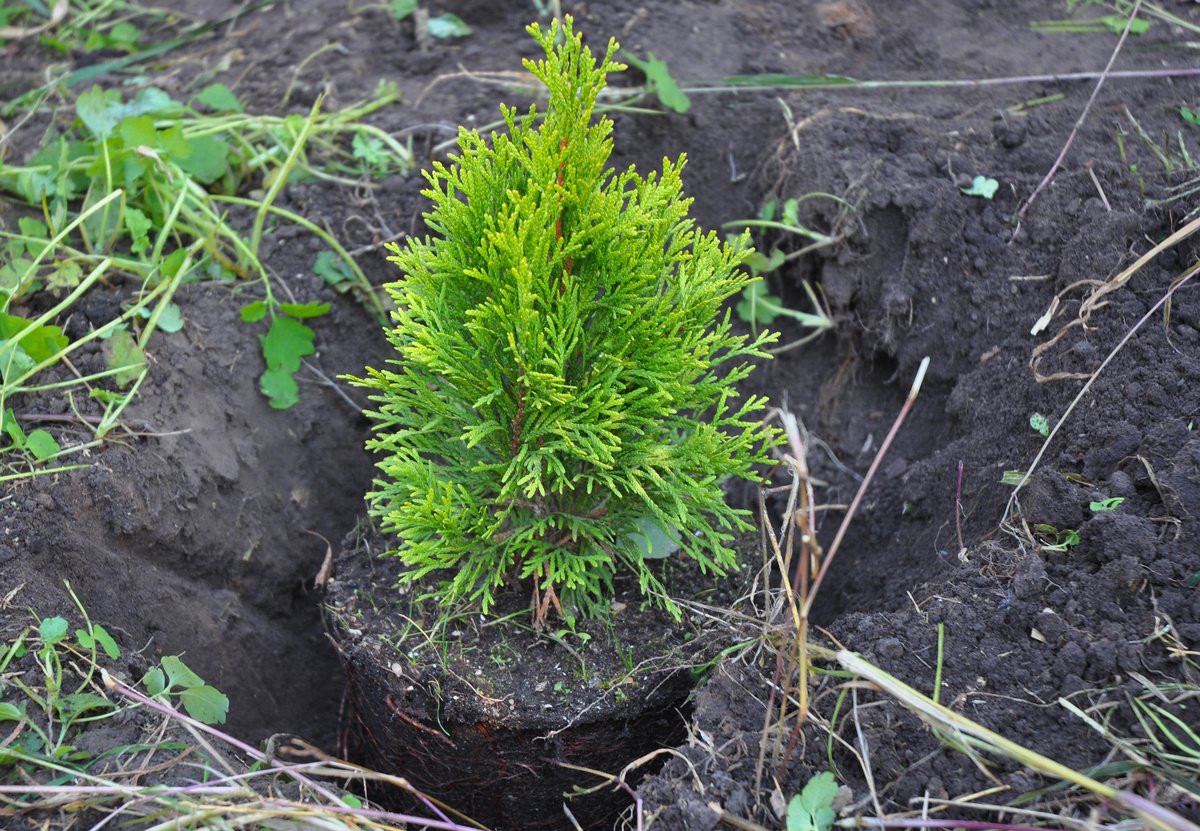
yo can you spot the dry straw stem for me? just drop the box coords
[84,672,483,831]
[1017,0,1142,219]
[1008,215,1200,513]
[835,651,1200,831]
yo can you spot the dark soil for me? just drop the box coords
[3,1,1200,829]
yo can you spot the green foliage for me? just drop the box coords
[1034,523,1080,552]
[3,409,62,461]
[736,282,833,331]
[0,78,404,448]
[142,655,229,725]
[622,51,691,113]
[1028,411,1050,437]
[1090,496,1124,512]
[353,18,778,621]
[960,175,999,199]
[725,197,837,345]
[787,771,837,831]
[426,12,472,39]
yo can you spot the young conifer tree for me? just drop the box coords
[353,17,778,625]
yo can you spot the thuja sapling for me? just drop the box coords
[352,17,778,625]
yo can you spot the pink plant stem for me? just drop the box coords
[802,358,929,618]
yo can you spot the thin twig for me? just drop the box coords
[802,357,930,617]
[1018,0,1142,219]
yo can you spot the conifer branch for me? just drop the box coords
[350,17,780,624]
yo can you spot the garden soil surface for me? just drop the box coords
[3,1,1200,829]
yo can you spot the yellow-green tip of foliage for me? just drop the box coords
[351,17,779,624]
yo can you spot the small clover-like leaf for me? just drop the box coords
[314,250,353,287]
[76,624,121,660]
[39,616,69,645]
[960,175,999,199]
[787,771,838,831]
[389,0,417,20]
[240,301,268,323]
[124,206,154,255]
[627,516,681,560]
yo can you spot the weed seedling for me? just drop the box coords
[960,174,1000,199]
[786,771,837,831]
[1090,496,1125,512]
[724,196,840,352]
[1034,523,1080,552]
[622,50,691,113]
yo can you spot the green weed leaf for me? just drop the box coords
[1090,497,1124,512]
[179,135,231,184]
[623,51,690,113]
[0,342,35,383]
[160,655,204,690]
[57,692,113,720]
[179,685,229,724]
[426,13,472,38]
[0,702,23,721]
[736,282,830,329]
[787,771,837,831]
[389,0,417,20]
[261,317,315,373]
[279,301,331,319]
[195,83,243,113]
[352,128,390,173]
[744,247,785,277]
[1181,106,1200,127]
[240,301,268,323]
[314,250,353,288]
[1028,412,1050,437]
[152,302,185,333]
[0,313,69,363]
[24,429,60,461]
[142,667,166,696]
[75,624,121,659]
[39,617,69,645]
[260,368,299,410]
[77,86,178,139]
[960,175,999,199]
[104,328,145,387]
